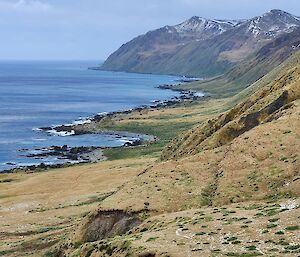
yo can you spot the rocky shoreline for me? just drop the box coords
[40,89,207,136]
[3,88,206,173]
[3,136,148,173]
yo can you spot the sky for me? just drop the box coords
[0,0,299,60]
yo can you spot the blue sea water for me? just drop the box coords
[0,61,180,171]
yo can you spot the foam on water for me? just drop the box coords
[0,61,182,171]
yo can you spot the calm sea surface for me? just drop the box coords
[0,61,179,171]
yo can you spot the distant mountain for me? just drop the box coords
[101,10,300,78]
[241,9,300,39]
[176,26,300,96]
[100,16,241,76]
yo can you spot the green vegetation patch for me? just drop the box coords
[104,120,196,160]
[285,225,299,231]
[225,252,263,257]
[145,237,159,242]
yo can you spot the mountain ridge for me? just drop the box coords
[101,9,300,78]
[172,27,300,96]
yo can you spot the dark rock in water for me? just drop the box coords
[18,148,29,152]
[52,145,68,152]
[65,154,78,161]
[39,163,47,169]
[124,140,143,147]
[6,162,16,166]
[73,130,87,135]
[69,146,97,154]
[54,125,73,132]
[39,127,52,131]
[70,147,84,154]
[23,144,103,168]
[92,114,105,122]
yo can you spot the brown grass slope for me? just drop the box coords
[162,59,300,161]
[64,201,300,257]
[57,66,300,257]
[65,63,300,254]
[95,101,300,213]
[55,112,300,255]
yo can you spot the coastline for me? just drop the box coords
[3,133,153,173]
[44,89,205,135]
[4,85,207,173]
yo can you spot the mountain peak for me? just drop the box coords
[189,16,205,21]
[176,16,207,29]
[245,9,300,38]
[269,9,288,14]
[173,16,236,38]
[262,9,300,20]
[267,9,300,21]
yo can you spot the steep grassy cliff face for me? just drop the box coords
[162,61,300,161]
[101,10,300,78]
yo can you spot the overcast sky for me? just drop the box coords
[0,0,299,60]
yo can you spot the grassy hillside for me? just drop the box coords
[99,65,300,212]
[101,33,235,78]
[2,65,300,256]
[101,27,260,78]
[58,201,300,257]
[2,33,300,257]
[49,47,300,257]
[162,54,300,160]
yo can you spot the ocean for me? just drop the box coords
[0,61,180,171]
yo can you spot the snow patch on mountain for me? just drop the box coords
[169,10,300,40]
[173,16,240,35]
[248,20,261,37]
[246,9,300,38]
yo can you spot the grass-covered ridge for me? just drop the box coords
[162,53,300,160]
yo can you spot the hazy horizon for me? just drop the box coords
[1,0,300,61]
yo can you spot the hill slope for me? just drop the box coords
[99,62,300,213]
[57,59,300,257]
[162,53,300,160]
